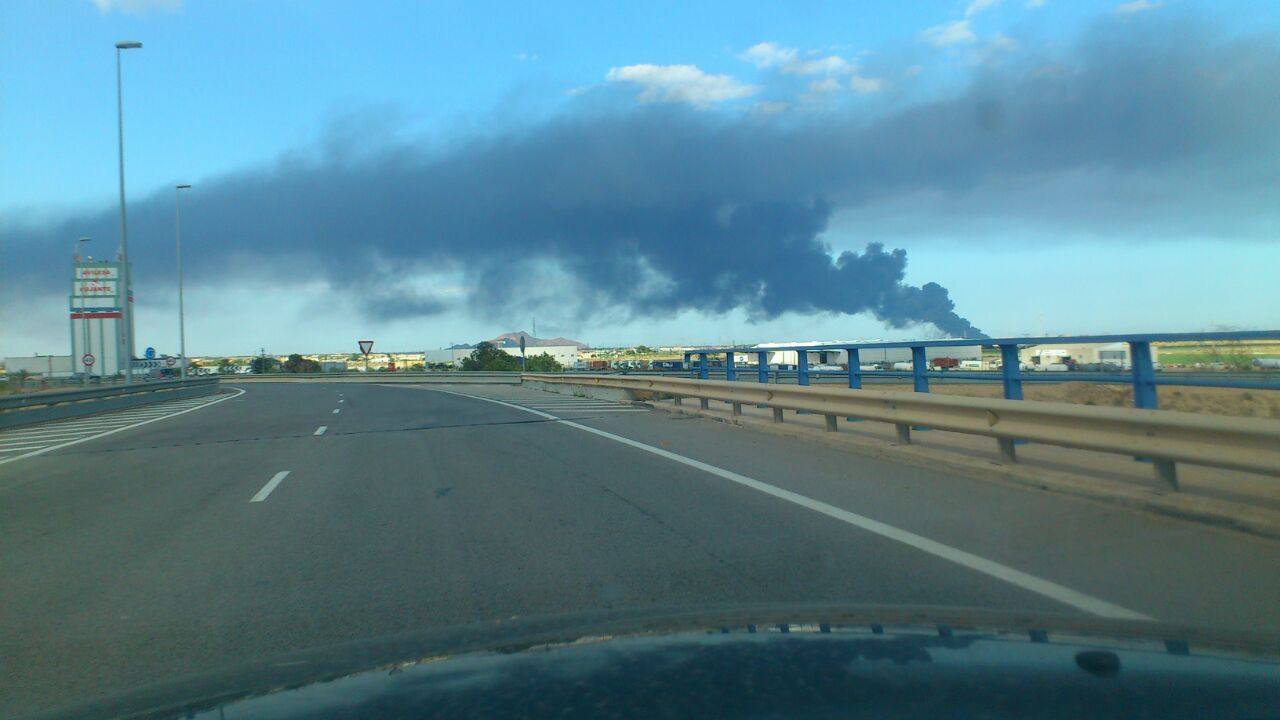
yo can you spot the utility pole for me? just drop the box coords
[175,184,191,379]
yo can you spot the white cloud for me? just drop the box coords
[807,77,842,94]
[975,33,1019,64]
[514,52,540,63]
[605,64,757,106]
[1115,0,1161,13]
[737,42,798,69]
[965,0,1002,17]
[849,74,886,94]
[922,20,977,47]
[89,0,180,13]
[904,64,924,77]
[1026,0,1047,7]
[784,55,856,75]
[752,100,790,114]
[740,42,857,76]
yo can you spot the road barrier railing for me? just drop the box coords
[0,377,221,429]
[522,373,1280,488]
[228,371,521,383]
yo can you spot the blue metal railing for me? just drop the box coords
[681,330,1280,411]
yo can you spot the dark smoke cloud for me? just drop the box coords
[6,15,1278,339]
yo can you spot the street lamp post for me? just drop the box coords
[115,40,141,384]
[175,184,191,379]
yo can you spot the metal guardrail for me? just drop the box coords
[0,377,221,429]
[523,373,1280,488]
[228,371,522,383]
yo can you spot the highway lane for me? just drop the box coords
[2,381,1278,718]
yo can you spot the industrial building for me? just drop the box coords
[1019,342,1153,369]
[755,341,982,368]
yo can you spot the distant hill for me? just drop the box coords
[488,331,587,349]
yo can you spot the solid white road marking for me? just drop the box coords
[338,399,345,403]
[332,408,340,414]
[0,387,247,466]
[250,471,291,502]
[314,425,328,436]
[428,388,1153,622]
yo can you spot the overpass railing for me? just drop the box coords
[681,331,1280,407]
[523,373,1280,489]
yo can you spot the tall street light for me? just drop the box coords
[115,40,141,383]
[175,184,191,379]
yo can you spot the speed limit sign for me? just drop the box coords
[82,353,96,367]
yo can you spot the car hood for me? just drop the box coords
[40,603,1280,720]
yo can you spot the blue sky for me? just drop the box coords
[3,0,1278,356]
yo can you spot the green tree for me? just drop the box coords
[283,353,322,373]
[525,352,563,372]
[250,355,279,374]
[460,342,521,371]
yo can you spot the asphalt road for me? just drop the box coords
[2,381,1278,718]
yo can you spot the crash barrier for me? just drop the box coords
[522,373,1280,490]
[228,372,521,384]
[0,377,221,429]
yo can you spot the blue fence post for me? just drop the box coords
[797,349,810,386]
[997,344,1023,462]
[684,353,693,378]
[757,351,769,384]
[999,344,1023,400]
[1129,341,1158,410]
[911,346,929,393]
[725,351,736,381]
[1129,340,1177,489]
[846,348,862,422]
[698,353,708,380]
[910,346,930,431]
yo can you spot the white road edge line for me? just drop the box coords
[332,408,340,414]
[314,425,328,436]
[0,387,247,466]
[427,387,1153,622]
[250,471,291,503]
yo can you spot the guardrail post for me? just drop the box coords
[698,353,709,380]
[797,350,810,386]
[772,407,784,423]
[895,424,911,444]
[824,414,837,432]
[999,344,1023,400]
[1129,340,1177,487]
[998,438,1016,463]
